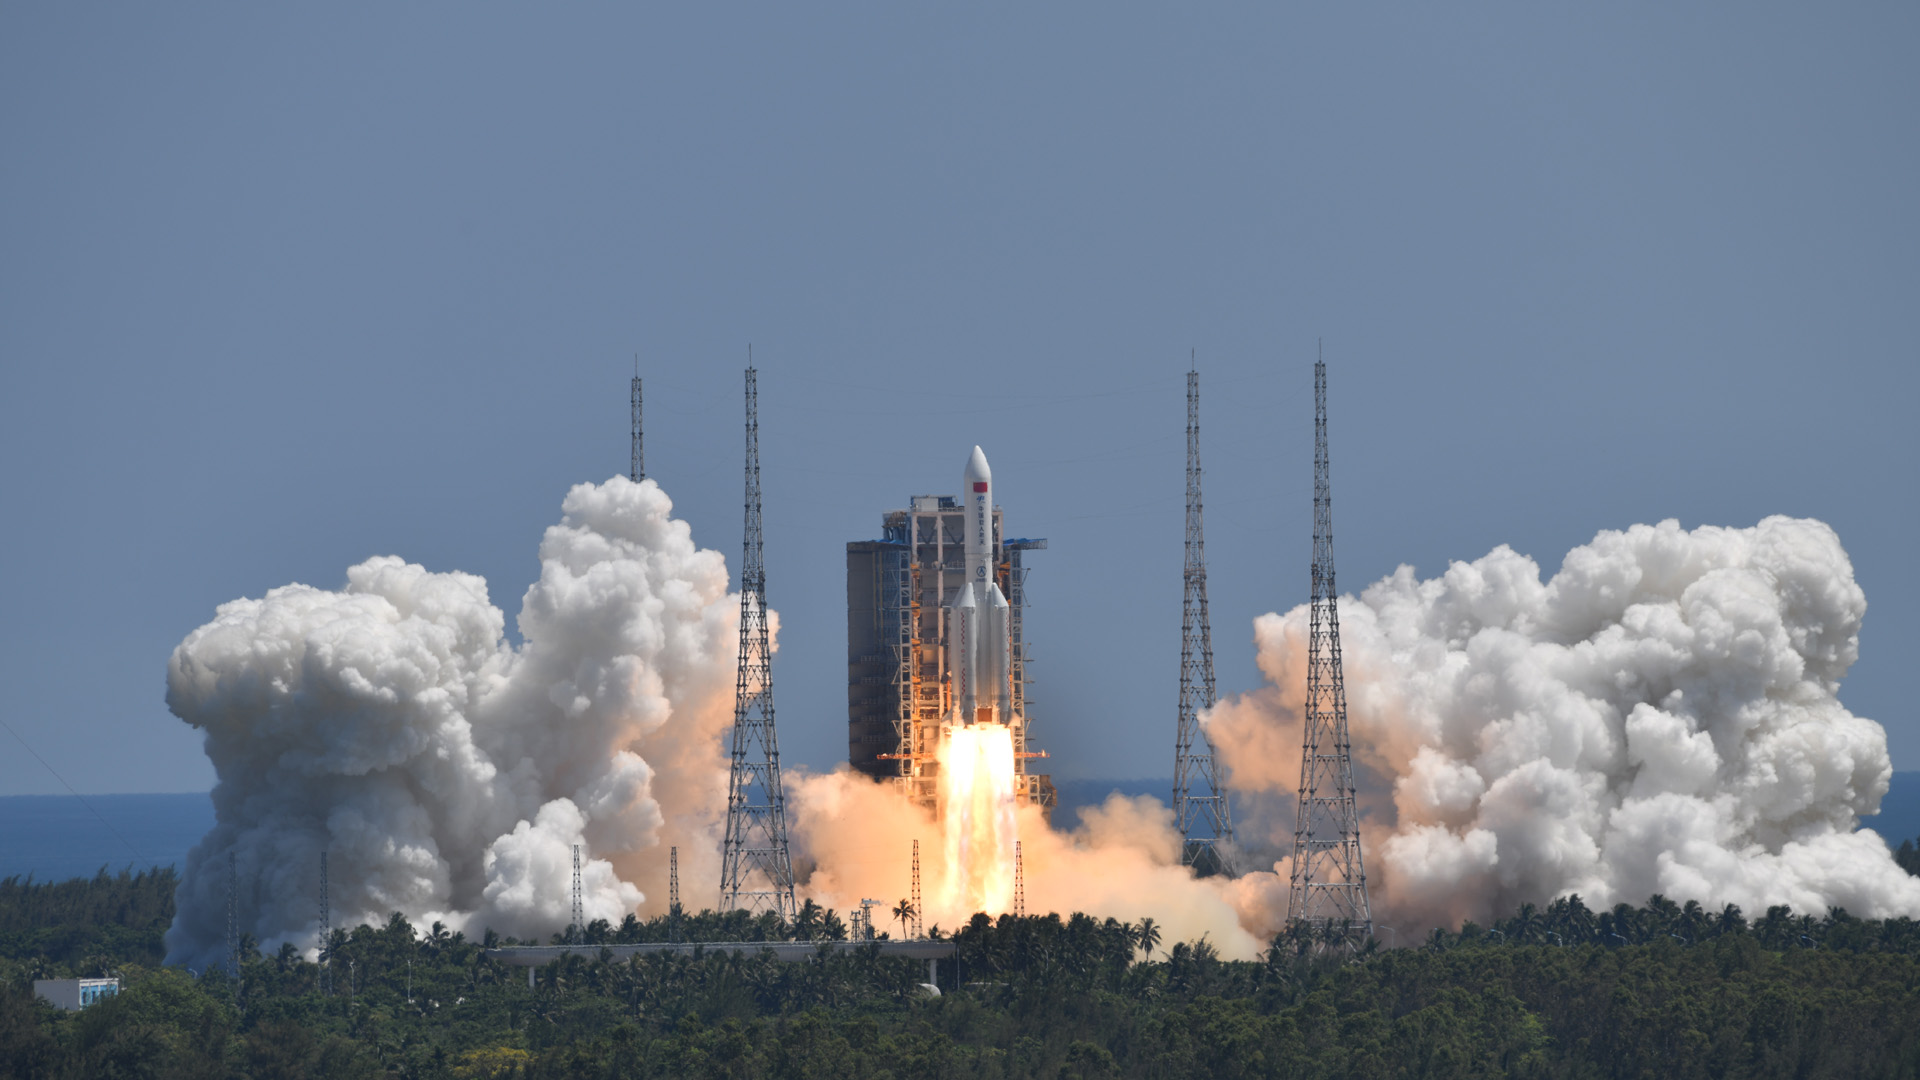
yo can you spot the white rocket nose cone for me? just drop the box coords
[964,446,991,488]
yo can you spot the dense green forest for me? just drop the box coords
[5,865,1920,1078]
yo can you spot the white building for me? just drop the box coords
[33,978,119,1011]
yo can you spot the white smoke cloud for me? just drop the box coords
[1206,515,1920,930]
[164,477,741,967]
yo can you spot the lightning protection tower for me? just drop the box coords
[317,850,331,995]
[226,850,240,980]
[641,357,656,478]
[570,844,585,943]
[909,839,923,939]
[1173,362,1237,877]
[1013,840,1026,918]
[1287,348,1372,944]
[720,361,798,921]
[669,846,682,942]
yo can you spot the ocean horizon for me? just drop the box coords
[7,774,1919,884]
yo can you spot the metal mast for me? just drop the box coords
[570,844,584,942]
[1174,361,1237,877]
[909,839,923,939]
[317,850,331,995]
[669,845,682,942]
[720,361,798,921]
[641,357,656,478]
[1013,840,1026,918]
[226,850,240,979]
[1287,348,1372,942]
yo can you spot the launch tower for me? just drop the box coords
[1287,351,1372,942]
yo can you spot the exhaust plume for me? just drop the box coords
[788,769,1266,957]
[1206,515,1920,929]
[163,477,742,967]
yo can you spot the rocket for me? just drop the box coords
[948,446,1013,727]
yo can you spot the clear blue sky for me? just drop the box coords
[2,5,1914,795]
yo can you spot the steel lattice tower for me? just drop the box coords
[1174,364,1237,877]
[1287,350,1372,942]
[226,850,240,979]
[720,362,798,920]
[641,357,656,478]
[909,840,923,939]
[669,845,682,942]
[317,850,331,995]
[570,844,584,942]
[1013,841,1026,918]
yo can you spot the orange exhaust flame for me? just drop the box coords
[936,724,1017,913]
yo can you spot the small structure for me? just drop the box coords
[34,978,119,1011]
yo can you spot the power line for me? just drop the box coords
[0,715,147,866]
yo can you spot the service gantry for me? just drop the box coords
[845,491,1052,814]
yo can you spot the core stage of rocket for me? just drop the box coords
[947,446,1013,727]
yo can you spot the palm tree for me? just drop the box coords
[793,899,823,941]
[1679,899,1707,942]
[1645,894,1681,937]
[1562,894,1597,943]
[1135,918,1162,962]
[1716,903,1747,937]
[892,899,916,940]
[1510,902,1541,944]
[1756,905,1793,947]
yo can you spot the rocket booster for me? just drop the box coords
[948,446,1013,727]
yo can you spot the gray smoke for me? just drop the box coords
[164,477,742,967]
[1206,516,1919,930]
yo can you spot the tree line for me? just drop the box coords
[5,864,1920,1077]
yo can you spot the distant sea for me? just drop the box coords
[4,775,1919,884]
[0,793,214,882]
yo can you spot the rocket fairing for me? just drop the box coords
[948,446,1014,727]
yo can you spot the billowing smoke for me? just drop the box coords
[164,477,742,967]
[170,496,1908,967]
[788,769,1266,957]
[1206,515,1920,930]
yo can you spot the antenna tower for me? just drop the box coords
[641,357,656,478]
[1174,360,1237,877]
[1013,841,1026,918]
[570,844,585,943]
[226,850,240,979]
[1287,347,1372,944]
[317,850,331,995]
[720,359,798,920]
[909,839,923,938]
